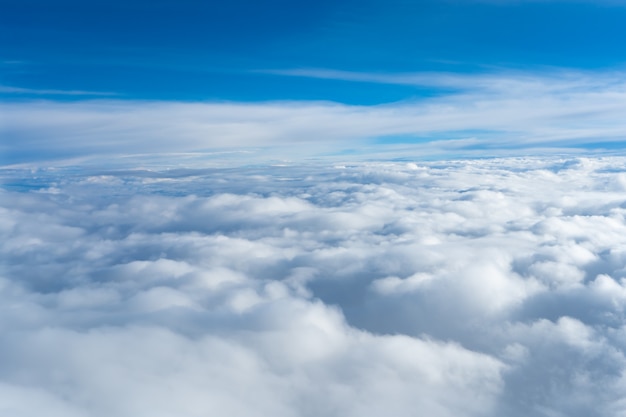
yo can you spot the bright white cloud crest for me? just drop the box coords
[3,156,626,416]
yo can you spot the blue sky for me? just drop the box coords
[4,0,626,102]
[3,0,626,163]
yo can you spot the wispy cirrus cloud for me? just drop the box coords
[0,85,118,97]
[262,67,626,94]
[3,69,626,165]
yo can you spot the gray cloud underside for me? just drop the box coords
[3,156,626,416]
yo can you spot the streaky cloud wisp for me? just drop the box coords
[4,70,626,164]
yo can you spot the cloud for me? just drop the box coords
[4,69,626,164]
[262,67,626,94]
[0,85,118,97]
[3,156,626,415]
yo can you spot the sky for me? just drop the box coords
[5,2,626,417]
[3,0,626,163]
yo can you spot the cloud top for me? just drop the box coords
[3,156,626,415]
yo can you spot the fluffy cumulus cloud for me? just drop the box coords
[3,156,626,416]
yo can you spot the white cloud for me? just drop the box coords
[0,85,118,96]
[3,156,626,415]
[4,69,626,164]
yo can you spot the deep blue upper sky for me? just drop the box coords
[3,0,626,104]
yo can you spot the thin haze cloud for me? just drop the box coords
[263,67,626,94]
[0,85,118,96]
[4,70,626,164]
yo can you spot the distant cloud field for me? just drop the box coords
[3,156,626,416]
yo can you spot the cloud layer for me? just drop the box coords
[4,70,626,164]
[3,156,626,415]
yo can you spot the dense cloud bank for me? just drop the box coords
[3,156,626,416]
